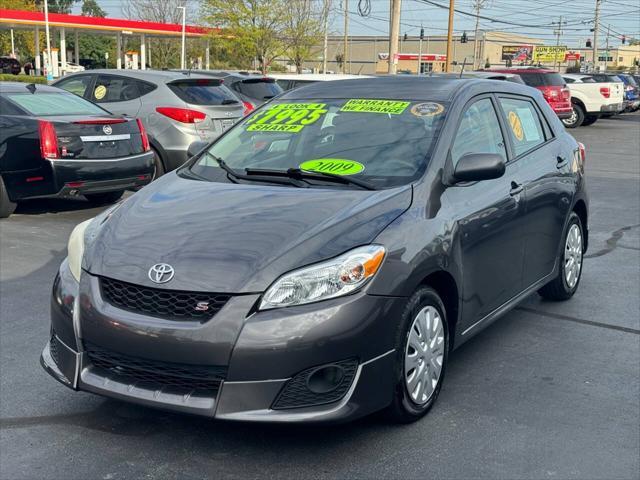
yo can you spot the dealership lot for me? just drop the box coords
[1,114,638,479]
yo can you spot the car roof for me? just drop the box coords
[182,70,271,81]
[562,73,587,78]
[268,73,373,81]
[0,82,63,94]
[486,68,557,74]
[279,76,526,102]
[59,69,217,83]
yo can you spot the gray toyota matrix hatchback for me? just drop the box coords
[42,77,588,423]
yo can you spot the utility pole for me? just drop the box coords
[592,0,601,68]
[604,24,610,71]
[177,5,186,70]
[343,0,349,74]
[472,0,486,70]
[388,0,401,74]
[322,0,331,74]
[418,24,424,75]
[552,15,566,71]
[445,0,455,72]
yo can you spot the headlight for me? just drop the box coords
[260,245,386,310]
[67,219,92,282]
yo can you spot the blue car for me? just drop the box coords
[617,74,640,112]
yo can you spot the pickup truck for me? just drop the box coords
[561,74,624,128]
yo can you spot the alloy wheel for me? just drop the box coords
[564,223,583,289]
[404,306,445,405]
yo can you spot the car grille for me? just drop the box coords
[272,359,358,410]
[100,276,231,321]
[49,335,61,366]
[84,341,227,392]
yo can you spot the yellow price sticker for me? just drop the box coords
[94,85,107,100]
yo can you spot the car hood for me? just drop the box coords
[85,173,412,293]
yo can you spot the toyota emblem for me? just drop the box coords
[103,125,113,135]
[148,263,175,284]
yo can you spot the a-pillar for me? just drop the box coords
[35,26,41,75]
[74,30,79,63]
[140,34,146,70]
[60,27,67,74]
[116,32,122,69]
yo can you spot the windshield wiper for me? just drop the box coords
[244,168,376,191]
[201,153,307,188]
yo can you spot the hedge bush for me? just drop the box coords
[0,74,48,84]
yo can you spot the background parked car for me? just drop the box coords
[269,73,373,91]
[60,61,85,74]
[0,82,154,218]
[561,73,624,128]
[53,70,244,176]
[0,57,21,75]
[486,68,573,120]
[615,73,640,112]
[177,70,284,115]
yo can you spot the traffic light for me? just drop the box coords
[461,31,468,43]
[420,27,424,40]
[622,35,626,44]
[403,33,408,42]
[586,38,592,48]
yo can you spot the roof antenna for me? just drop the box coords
[459,58,468,78]
[26,83,37,94]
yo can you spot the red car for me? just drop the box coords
[486,68,572,119]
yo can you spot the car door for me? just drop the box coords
[496,95,573,288]
[88,74,143,117]
[443,95,527,332]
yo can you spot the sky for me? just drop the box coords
[82,0,640,49]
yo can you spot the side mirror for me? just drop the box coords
[187,141,209,159]
[453,153,506,182]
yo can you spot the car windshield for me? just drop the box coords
[5,92,107,116]
[188,98,448,189]
[236,79,283,100]
[168,80,239,105]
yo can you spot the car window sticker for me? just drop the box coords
[513,107,541,142]
[299,159,365,175]
[507,110,524,141]
[246,103,328,133]
[410,102,445,117]
[339,99,410,114]
[94,85,107,100]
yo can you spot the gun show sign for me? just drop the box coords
[501,45,534,62]
[532,46,567,63]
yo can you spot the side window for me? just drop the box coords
[564,77,575,84]
[451,98,506,166]
[498,97,547,157]
[136,80,157,97]
[56,75,92,97]
[91,75,141,103]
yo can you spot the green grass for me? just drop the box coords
[0,74,48,84]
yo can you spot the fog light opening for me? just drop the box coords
[306,365,346,394]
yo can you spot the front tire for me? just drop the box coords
[387,287,449,423]
[84,190,124,205]
[0,176,17,218]
[538,212,584,301]
[562,103,585,128]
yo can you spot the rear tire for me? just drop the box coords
[85,190,124,205]
[387,287,449,423]
[538,212,584,301]
[581,114,598,126]
[0,176,17,218]
[562,103,585,128]
[151,147,165,180]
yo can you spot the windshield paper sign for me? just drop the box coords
[246,103,327,132]
[300,159,365,175]
[340,99,410,114]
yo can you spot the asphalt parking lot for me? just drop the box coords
[1,114,639,480]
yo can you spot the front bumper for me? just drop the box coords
[42,261,402,423]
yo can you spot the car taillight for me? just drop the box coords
[136,118,150,152]
[243,101,255,116]
[578,142,586,163]
[38,120,58,159]
[561,87,571,100]
[540,87,557,101]
[599,86,611,98]
[155,107,206,124]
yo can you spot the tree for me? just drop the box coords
[203,0,289,74]
[283,0,325,73]
[34,0,78,14]
[81,0,106,17]
[0,0,39,61]
[122,0,189,68]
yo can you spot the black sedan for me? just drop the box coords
[0,82,154,217]
[41,76,588,423]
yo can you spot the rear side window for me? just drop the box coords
[5,92,107,116]
[498,97,547,157]
[168,80,239,105]
[564,77,575,84]
[234,79,283,100]
[451,98,507,166]
[55,75,93,97]
[581,77,596,83]
[91,75,141,103]
[0,96,27,115]
[520,72,565,87]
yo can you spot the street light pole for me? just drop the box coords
[417,24,423,75]
[322,0,331,74]
[44,0,53,80]
[388,0,401,74]
[552,15,564,72]
[178,5,186,70]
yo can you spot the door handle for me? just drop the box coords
[510,181,524,196]
[556,155,568,168]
